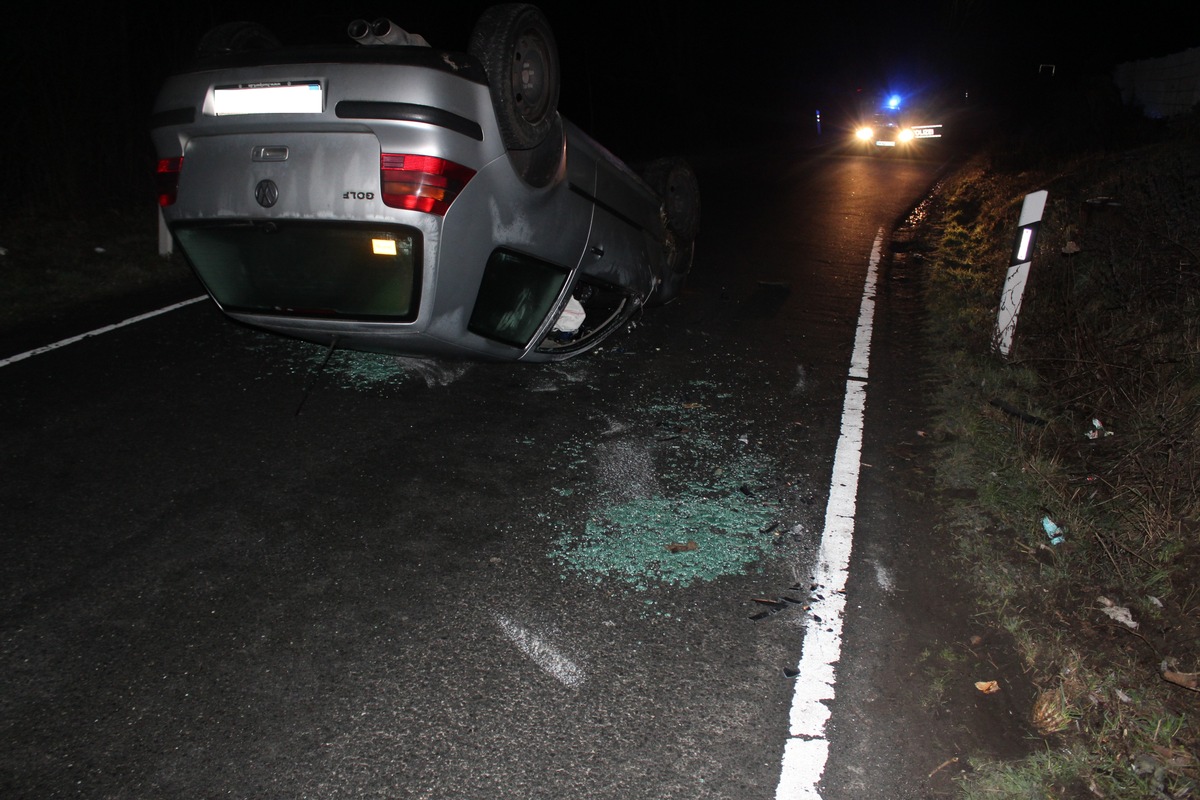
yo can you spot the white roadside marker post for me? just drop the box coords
[994,190,1048,357]
[158,207,174,257]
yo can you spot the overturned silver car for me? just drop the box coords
[151,4,699,362]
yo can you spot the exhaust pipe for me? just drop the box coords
[347,19,379,45]
[369,18,429,47]
[348,17,429,47]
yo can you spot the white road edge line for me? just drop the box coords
[775,228,883,799]
[0,296,207,369]
[495,614,586,688]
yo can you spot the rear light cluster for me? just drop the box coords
[380,154,475,216]
[156,157,183,207]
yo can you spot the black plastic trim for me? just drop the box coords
[183,46,487,83]
[150,107,197,129]
[335,101,483,141]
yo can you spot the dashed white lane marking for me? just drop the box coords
[495,614,585,688]
[0,296,207,369]
[775,229,883,799]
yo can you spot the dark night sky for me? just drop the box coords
[6,1,1194,110]
[143,2,1199,144]
[1,1,1194,211]
[147,1,1193,85]
[7,1,1194,120]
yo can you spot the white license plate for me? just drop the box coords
[212,82,322,115]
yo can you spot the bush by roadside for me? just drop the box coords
[916,112,1200,797]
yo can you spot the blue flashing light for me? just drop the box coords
[886,94,902,110]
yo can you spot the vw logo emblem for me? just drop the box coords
[255,179,279,208]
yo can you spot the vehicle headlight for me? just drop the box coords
[897,128,915,143]
[855,127,874,141]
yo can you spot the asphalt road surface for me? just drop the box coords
[2,140,1025,799]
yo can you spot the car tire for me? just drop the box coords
[506,113,565,188]
[648,238,695,306]
[641,157,701,243]
[642,157,699,305]
[468,4,561,153]
[195,21,281,59]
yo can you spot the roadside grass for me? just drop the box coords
[0,207,189,332]
[917,646,968,712]
[917,112,1200,797]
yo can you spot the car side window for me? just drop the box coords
[468,249,568,347]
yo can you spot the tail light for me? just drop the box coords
[380,154,475,215]
[156,157,183,207]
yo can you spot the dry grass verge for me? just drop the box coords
[918,113,1200,797]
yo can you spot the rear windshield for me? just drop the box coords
[175,222,420,321]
